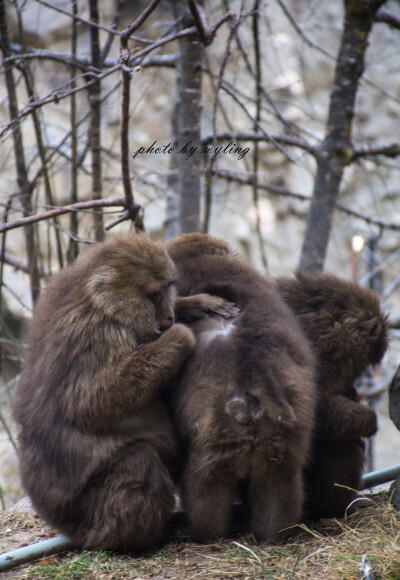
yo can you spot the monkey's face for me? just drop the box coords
[86,234,177,341]
[144,279,176,332]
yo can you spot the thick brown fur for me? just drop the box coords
[389,365,400,430]
[276,271,389,519]
[13,234,201,553]
[167,233,316,543]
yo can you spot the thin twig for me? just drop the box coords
[5,43,177,70]
[204,4,238,232]
[353,143,400,160]
[213,169,400,231]
[201,131,317,156]
[118,1,165,230]
[34,0,121,37]
[120,0,163,42]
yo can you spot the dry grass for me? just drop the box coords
[0,492,399,579]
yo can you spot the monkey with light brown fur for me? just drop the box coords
[276,272,389,519]
[13,233,236,552]
[167,233,316,543]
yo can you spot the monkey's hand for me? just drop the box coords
[162,322,196,352]
[316,393,377,441]
[175,294,240,322]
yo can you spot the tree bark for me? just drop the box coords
[89,0,104,242]
[177,7,204,234]
[299,0,386,272]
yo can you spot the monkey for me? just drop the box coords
[12,233,238,553]
[389,364,400,430]
[166,233,317,543]
[276,271,389,519]
[388,365,400,508]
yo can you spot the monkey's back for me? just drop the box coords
[171,255,316,477]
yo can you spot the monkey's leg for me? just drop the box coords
[304,439,365,520]
[248,461,303,542]
[74,443,176,552]
[183,456,237,542]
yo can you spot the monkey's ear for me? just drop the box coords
[86,268,115,307]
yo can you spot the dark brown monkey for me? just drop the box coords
[13,233,235,553]
[167,233,316,543]
[276,272,389,519]
[389,364,400,430]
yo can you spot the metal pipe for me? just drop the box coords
[0,535,73,572]
[360,463,400,489]
[2,464,400,573]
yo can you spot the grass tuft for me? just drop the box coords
[1,492,399,579]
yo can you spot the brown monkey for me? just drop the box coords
[167,233,316,543]
[13,233,235,553]
[388,365,400,508]
[276,272,389,519]
[389,364,400,430]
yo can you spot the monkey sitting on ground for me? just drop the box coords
[276,272,389,519]
[167,233,316,543]
[13,233,237,553]
[389,364,400,430]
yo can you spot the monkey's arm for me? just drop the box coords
[64,323,195,430]
[175,294,239,322]
[316,393,377,441]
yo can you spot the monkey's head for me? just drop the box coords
[168,233,231,262]
[279,272,389,375]
[167,233,232,296]
[85,234,177,341]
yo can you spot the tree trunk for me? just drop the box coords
[177,9,204,234]
[89,0,104,242]
[299,0,386,272]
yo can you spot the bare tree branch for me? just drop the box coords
[117,0,166,232]
[201,131,317,155]
[6,44,177,70]
[376,9,400,30]
[353,143,400,159]
[34,0,121,37]
[212,169,400,232]
[221,83,297,163]
[0,0,40,302]
[0,198,126,235]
